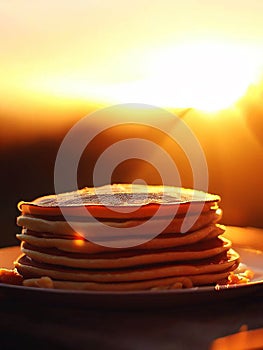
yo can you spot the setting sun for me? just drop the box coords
[144,41,263,111]
[8,40,263,114]
[1,0,263,125]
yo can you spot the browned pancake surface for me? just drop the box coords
[18,184,220,219]
[21,184,220,208]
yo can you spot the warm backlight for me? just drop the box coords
[144,41,263,112]
[1,1,263,122]
[16,40,263,114]
[1,37,263,148]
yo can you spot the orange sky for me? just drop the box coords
[1,0,263,126]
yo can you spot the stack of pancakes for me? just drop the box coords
[15,184,240,291]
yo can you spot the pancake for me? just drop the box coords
[22,271,232,291]
[16,224,224,254]
[20,236,231,269]
[14,184,244,291]
[18,184,220,219]
[15,249,239,283]
[16,207,221,238]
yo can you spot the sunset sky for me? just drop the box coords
[1,0,263,127]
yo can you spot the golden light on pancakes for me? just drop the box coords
[13,184,245,291]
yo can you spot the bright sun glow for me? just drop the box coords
[23,40,263,113]
[143,41,263,111]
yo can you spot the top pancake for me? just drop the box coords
[18,184,220,219]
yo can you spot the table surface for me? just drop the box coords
[1,294,263,350]
[1,226,263,350]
